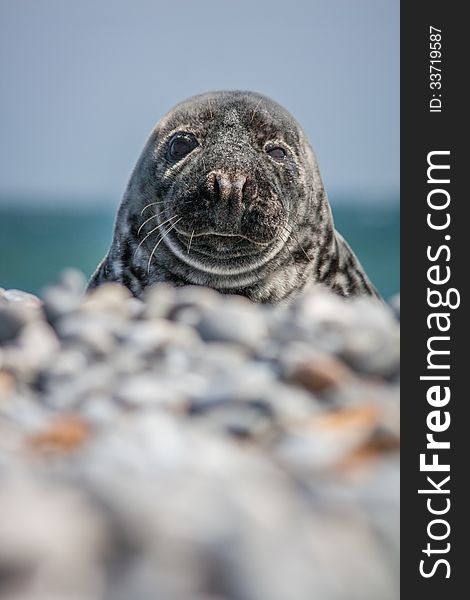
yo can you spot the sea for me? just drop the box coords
[0,199,399,300]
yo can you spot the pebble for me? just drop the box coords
[0,287,42,308]
[0,305,25,343]
[197,300,268,350]
[389,293,400,320]
[0,270,400,600]
[288,351,357,393]
[121,318,200,354]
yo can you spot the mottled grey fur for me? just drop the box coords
[88,91,379,303]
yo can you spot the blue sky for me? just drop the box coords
[0,0,399,205]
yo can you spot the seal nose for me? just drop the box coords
[207,171,247,205]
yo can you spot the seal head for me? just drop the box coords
[89,91,379,302]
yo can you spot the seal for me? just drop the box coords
[88,91,380,302]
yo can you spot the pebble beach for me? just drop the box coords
[0,271,400,600]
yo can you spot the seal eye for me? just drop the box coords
[168,133,198,160]
[267,146,286,161]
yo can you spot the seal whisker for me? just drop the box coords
[278,229,302,279]
[147,217,183,273]
[250,98,263,123]
[281,223,310,260]
[137,203,183,229]
[134,214,179,256]
[187,229,195,255]
[140,200,191,216]
[141,201,166,215]
[137,213,160,236]
[266,222,300,279]
[229,233,270,248]
[138,204,188,236]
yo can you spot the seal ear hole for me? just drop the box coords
[167,133,199,161]
[266,146,287,161]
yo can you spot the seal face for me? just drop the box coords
[88,91,379,302]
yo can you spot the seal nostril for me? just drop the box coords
[235,174,248,197]
[243,176,257,202]
[206,171,222,201]
[213,174,221,201]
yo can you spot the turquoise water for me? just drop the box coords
[0,201,399,299]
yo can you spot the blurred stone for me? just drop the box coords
[81,395,121,425]
[29,414,92,454]
[0,279,399,600]
[116,373,178,408]
[389,294,400,320]
[0,369,16,398]
[277,405,380,473]
[1,288,42,309]
[81,282,132,318]
[143,283,177,320]
[1,320,60,380]
[56,314,117,356]
[121,319,200,354]
[0,477,106,600]
[341,327,400,378]
[289,352,357,393]
[39,348,88,386]
[43,288,82,326]
[197,301,268,349]
[58,268,87,296]
[0,306,25,343]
